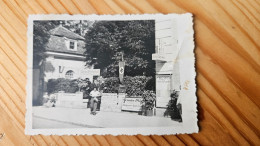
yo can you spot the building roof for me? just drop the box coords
[45,26,86,55]
[50,25,85,40]
[45,35,85,55]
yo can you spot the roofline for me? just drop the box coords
[45,51,85,59]
[53,34,85,40]
[51,25,85,40]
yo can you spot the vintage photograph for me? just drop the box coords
[26,14,197,135]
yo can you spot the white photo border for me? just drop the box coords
[25,13,198,135]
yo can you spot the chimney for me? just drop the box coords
[59,21,63,26]
[79,20,83,36]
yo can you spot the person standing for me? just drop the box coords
[89,87,100,115]
[176,91,182,122]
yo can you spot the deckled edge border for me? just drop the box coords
[25,13,198,135]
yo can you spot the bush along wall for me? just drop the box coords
[46,78,79,94]
[124,76,152,96]
[102,76,154,96]
[46,76,155,96]
[102,77,120,93]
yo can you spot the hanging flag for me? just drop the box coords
[119,61,125,83]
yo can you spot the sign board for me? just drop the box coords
[152,53,167,61]
[121,97,143,112]
[80,69,100,76]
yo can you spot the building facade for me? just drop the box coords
[43,25,98,82]
[153,19,181,108]
[33,26,99,105]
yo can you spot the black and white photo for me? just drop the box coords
[26,14,197,135]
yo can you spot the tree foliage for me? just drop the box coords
[84,20,155,77]
[62,20,94,36]
[33,21,59,68]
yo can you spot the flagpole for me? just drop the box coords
[121,52,124,61]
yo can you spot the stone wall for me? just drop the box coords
[55,92,87,108]
[100,93,124,112]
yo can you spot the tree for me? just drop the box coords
[84,20,155,77]
[33,21,59,68]
[62,20,94,36]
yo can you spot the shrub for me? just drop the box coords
[124,76,152,96]
[46,78,79,94]
[142,90,156,110]
[102,76,154,96]
[102,77,120,93]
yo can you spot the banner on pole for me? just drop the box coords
[119,61,125,83]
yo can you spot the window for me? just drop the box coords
[69,41,75,49]
[66,40,77,51]
[65,70,74,79]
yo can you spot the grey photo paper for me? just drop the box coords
[25,14,198,135]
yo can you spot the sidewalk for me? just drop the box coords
[32,106,182,129]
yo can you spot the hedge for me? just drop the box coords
[46,76,155,96]
[46,78,79,94]
[102,77,120,93]
[103,76,154,96]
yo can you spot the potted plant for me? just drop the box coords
[142,90,156,116]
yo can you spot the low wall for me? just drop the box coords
[55,92,88,108]
[100,93,143,112]
[54,92,143,111]
[100,93,125,112]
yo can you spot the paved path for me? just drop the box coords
[32,106,182,129]
[33,116,87,129]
